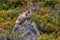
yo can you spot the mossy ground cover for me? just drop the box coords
[0,0,60,40]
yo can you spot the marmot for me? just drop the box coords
[16,7,35,24]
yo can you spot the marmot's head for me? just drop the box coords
[28,7,36,13]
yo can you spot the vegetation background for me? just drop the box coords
[0,0,60,40]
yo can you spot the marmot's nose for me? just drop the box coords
[28,7,35,13]
[32,7,35,10]
[30,7,35,11]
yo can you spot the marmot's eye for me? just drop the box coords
[26,14,28,16]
